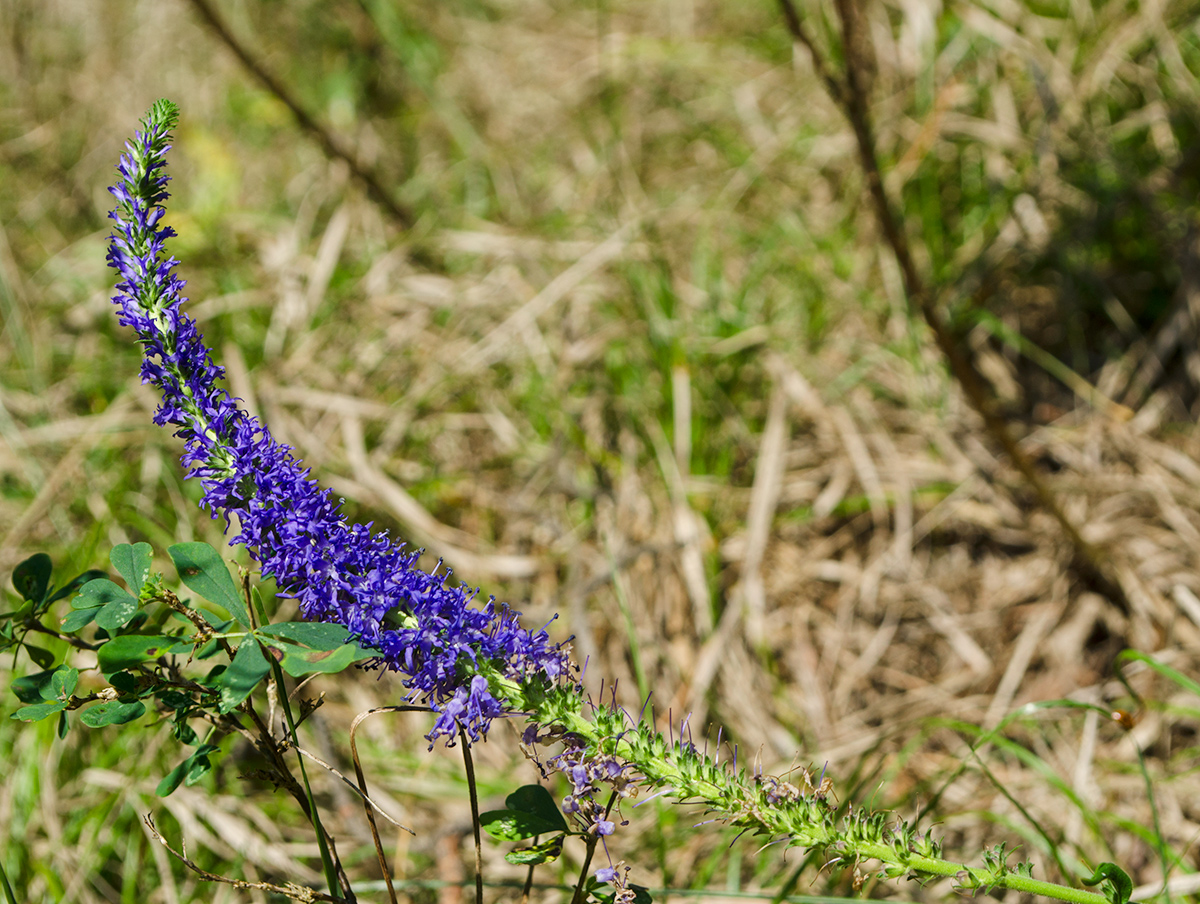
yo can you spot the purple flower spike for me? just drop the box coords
[106,100,570,745]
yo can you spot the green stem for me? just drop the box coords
[865,850,1109,904]
[513,687,1114,904]
[272,657,351,902]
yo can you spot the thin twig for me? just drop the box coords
[289,743,414,833]
[21,619,99,651]
[777,0,844,103]
[777,0,1132,615]
[143,815,347,903]
[350,705,436,904]
[184,0,414,230]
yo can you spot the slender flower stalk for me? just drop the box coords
[106,101,1124,904]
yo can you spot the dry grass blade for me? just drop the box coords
[455,221,640,375]
[739,383,789,646]
[339,414,538,579]
[290,744,413,834]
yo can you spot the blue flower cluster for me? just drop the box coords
[106,100,570,745]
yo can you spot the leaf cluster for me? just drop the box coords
[3,541,373,797]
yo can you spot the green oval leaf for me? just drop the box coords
[61,606,102,633]
[46,569,107,605]
[51,667,79,699]
[216,638,271,713]
[155,688,191,710]
[480,807,567,842]
[504,835,564,866]
[256,633,371,677]
[258,622,357,651]
[72,579,135,611]
[506,784,570,832]
[168,542,250,628]
[156,760,188,798]
[172,716,199,745]
[110,671,140,695]
[13,554,51,604]
[157,743,221,797]
[97,635,192,677]
[23,645,55,670]
[185,743,221,786]
[80,700,146,727]
[110,543,154,596]
[12,669,58,704]
[95,591,141,631]
[11,700,68,722]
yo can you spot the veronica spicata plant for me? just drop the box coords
[3,98,1138,904]
[106,98,571,748]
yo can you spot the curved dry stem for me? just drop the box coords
[143,815,348,903]
[349,704,435,904]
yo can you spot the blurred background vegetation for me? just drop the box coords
[4,0,1200,901]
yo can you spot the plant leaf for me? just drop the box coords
[46,569,107,605]
[506,784,570,832]
[168,542,250,628]
[156,760,188,797]
[23,645,55,669]
[97,635,191,677]
[61,606,102,632]
[480,807,568,841]
[504,835,564,866]
[157,743,221,797]
[72,578,135,611]
[12,669,59,704]
[12,554,51,604]
[51,666,79,699]
[110,543,154,596]
[256,631,372,677]
[258,621,359,651]
[216,637,271,713]
[10,700,68,722]
[185,743,221,786]
[110,671,140,695]
[80,700,146,727]
[95,589,141,631]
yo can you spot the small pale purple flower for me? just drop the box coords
[549,732,636,838]
[596,862,640,904]
[106,100,570,745]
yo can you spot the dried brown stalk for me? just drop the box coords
[184,0,414,230]
[776,0,1132,615]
